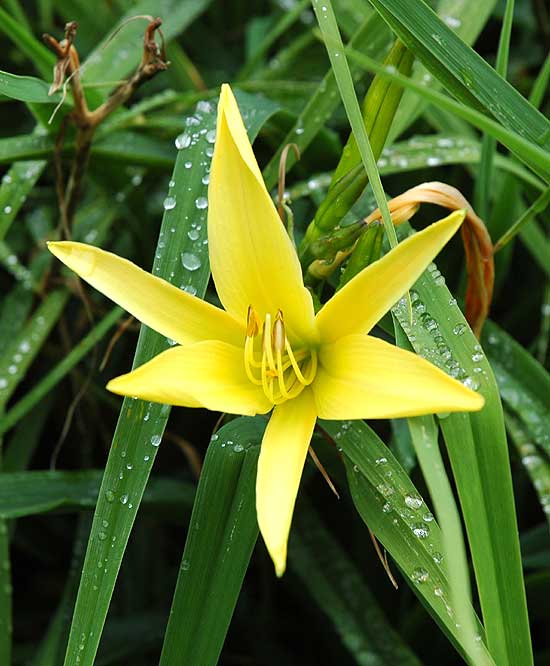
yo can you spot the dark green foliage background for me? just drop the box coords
[0,1,548,665]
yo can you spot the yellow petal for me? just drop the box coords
[208,84,317,345]
[48,241,244,347]
[106,341,272,415]
[313,334,484,419]
[256,389,317,576]
[315,211,465,343]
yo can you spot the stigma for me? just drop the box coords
[244,306,317,405]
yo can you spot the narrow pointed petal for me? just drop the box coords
[48,241,244,346]
[208,84,317,344]
[106,341,272,416]
[256,389,317,576]
[313,334,484,419]
[315,211,465,343]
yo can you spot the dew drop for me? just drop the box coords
[181,252,201,271]
[452,323,466,336]
[433,552,444,565]
[412,522,430,539]
[411,567,429,583]
[163,196,177,210]
[151,434,162,447]
[175,133,191,149]
[405,494,423,510]
[120,494,128,505]
[105,490,115,503]
[195,196,208,210]
[462,376,480,391]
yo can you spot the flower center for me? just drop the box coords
[244,306,317,405]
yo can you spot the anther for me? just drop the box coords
[273,310,285,353]
[246,305,260,338]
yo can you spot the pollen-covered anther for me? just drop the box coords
[272,310,285,353]
[243,306,317,405]
[246,305,260,338]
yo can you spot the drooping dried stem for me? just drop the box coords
[365,182,494,337]
[44,18,169,233]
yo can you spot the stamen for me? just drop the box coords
[285,339,317,386]
[245,307,318,404]
[246,305,260,338]
[263,314,276,373]
[273,310,285,353]
[303,349,318,384]
[244,336,262,384]
[276,349,292,399]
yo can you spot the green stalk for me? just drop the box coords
[343,47,550,180]
[474,0,515,219]
[493,187,550,251]
[311,0,397,248]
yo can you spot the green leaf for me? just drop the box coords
[505,412,550,527]
[312,0,397,248]
[0,70,63,104]
[0,470,194,518]
[392,233,533,666]
[366,0,550,170]
[394,324,483,665]
[0,7,55,79]
[389,0,497,141]
[0,307,122,437]
[473,0,514,219]
[159,417,265,666]
[308,39,413,240]
[344,47,550,180]
[0,131,174,167]
[262,8,390,189]
[81,0,213,97]
[482,320,550,458]
[290,494,422,665]
[320,419,491,663]
[0,290,68,411]
[0,160,45,241]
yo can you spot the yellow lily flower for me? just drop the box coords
[48,84,484,576]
